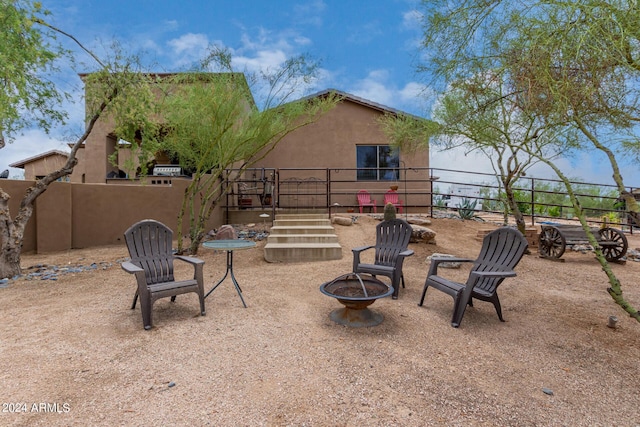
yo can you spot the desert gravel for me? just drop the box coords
[1,215,639,426]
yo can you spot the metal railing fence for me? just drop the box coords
[224,167,638,231]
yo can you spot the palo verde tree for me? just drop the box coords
[122,48,339,255]
[1,0,73,279]
[504,1,640,225]
[418,0,640,321]
[380,68,574,233]
[420,0,640,225]
[0,1,155,279]
[417,69,575,233]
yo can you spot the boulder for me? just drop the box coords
[214,224,238,240]
[410,225,436,243]
[426,253,463,269]
[408,217,432,227]
[332,216,353,226]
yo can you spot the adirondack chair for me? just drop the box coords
[357,190,377,213]
[352,218,414,299]
[419,227,528,328]
[383,190,403,214]
[122,219,206,330]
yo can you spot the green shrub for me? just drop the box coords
[547,205,561,217]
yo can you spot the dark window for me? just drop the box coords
[356,145,399,181]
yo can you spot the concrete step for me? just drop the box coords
[269,225,336,235]
[266,234,340,244]
[275,213,329,220]
[273,218,332,227]
[263,243,342,263]
[264,212,342,263]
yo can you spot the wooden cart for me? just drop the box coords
[538,224,628,262]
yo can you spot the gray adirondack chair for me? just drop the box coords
[122,219,206,330]
[419,227,528,328]
[352,218,414,299]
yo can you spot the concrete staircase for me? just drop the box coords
[263,213,342,263]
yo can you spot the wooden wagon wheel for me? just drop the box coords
[598,227,628,261]
[538,225,566,259]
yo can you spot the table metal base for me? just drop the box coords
[205,250,247,307]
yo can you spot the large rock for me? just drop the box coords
[410,225,436,243]
[214,224,238,240]
[408,217,432,227]
[332,216,353,226]
[426,253,463,269]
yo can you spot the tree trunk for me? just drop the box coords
[546,159,640,322]
[0,189,22,278]
[0,87,116,279]
[503,181,527,234]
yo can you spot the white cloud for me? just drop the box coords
[398,82,433,114]
[349,70,394,105]
[343,70,428,116]
[402,9,423,30]
[168,33,209,54]
[233,50,289,73]
[228,27,311,74]
[293,35,312,46]
[293,0,326,27]
[167,33,210,68]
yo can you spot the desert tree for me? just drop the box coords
[420,0,640,224]
[431,70,576,233]
[418,0,640,321]
[0,1,155,279]
[504,1,640,224]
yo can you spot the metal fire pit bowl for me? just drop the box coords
[319,273,394,327]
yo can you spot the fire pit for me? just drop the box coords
[319,273,394,327]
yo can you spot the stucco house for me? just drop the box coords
[256,88,428,170]
[10,78,431,211]
[4,77,432,253]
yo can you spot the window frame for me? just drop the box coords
[356,145,400,181]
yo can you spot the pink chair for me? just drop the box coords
[357,190,377,213]
[384,190,403,214]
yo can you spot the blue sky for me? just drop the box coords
[2,0,638,187]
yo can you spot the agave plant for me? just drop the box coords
[457,198,477,220]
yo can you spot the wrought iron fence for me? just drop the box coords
[224,167,639,231]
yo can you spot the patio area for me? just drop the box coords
[1,215,639,426]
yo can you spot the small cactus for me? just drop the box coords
[383,202,397,221]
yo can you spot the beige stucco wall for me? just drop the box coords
[252,98,431,209]
[2,179,224,253]
[83,115,120,184]
[254,99,429,172]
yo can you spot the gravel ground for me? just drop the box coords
[1,215,639,426]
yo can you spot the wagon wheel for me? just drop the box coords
[538,226,566,259]
[598,227,628,261]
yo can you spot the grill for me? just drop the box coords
[152,165,182,176]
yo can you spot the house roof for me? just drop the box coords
[301,88,424,120]
[9,150,69,168]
